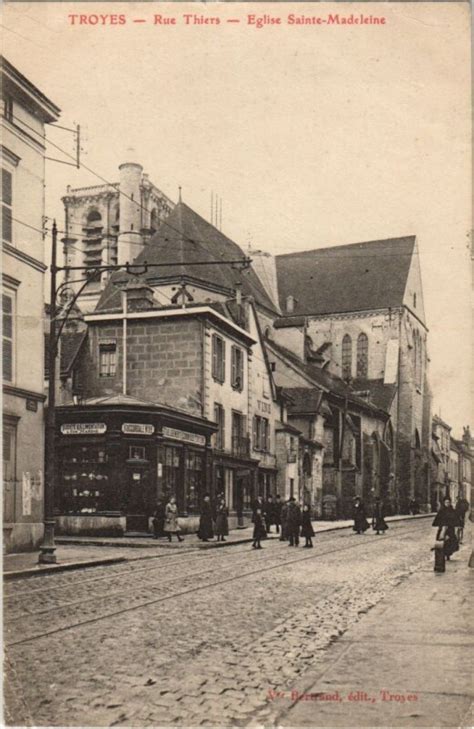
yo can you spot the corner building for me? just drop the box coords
[54,201,280,534]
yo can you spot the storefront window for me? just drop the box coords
[186,451,203,513]
[163,446,181,496]
[59,444,108,514]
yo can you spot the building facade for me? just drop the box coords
[2,57,60,552]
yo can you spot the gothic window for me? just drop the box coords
[413,330,423,389]
[414,429,421,450]
[341,334,352,379]
[83,209,103,269]
[356,333,368,378]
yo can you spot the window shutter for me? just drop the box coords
[221,339,226,382]
[238,349,243,390]
[253,416,258,449]
[221,407,225,450]
[212,334,217,379]
[2,169,12,206]
[3,339,12,381]
[231,346,236,387]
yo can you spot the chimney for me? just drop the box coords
[122,279,155,312]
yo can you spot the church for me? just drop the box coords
[251,236,432,511]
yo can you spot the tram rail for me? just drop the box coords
[5,521,429,649]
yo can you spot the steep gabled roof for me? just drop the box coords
[96,202,278,314]
[351,378,397,413]
[276,236,416,316]
[267,337,388,418]
[282,387,323,415]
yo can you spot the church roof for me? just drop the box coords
[351,378,397,413]
[95,202,278,314]
[275,236,416,316]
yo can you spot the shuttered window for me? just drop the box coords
[213,403,225,450]
[99,341,116,377]
[231,345,244,391]
[2,169,13,243]
[2,292,13,382]
[212,334,225,383]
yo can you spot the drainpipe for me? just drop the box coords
[122,290,127,396]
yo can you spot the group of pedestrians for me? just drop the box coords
[251,495,315,549]
[352,496,389,535]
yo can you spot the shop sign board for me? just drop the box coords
[163,426,206,446]
[61,423,107,436]
[122,423,155,435]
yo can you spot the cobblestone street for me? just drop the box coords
[3,519,467,727]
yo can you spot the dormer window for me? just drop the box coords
[413,293,417,308]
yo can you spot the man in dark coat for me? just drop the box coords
[454,496,470,544]
[197,494,214,541]
[372,497,389,535]
[433,497,460,559]
[152,498,166,539]
[286,497,301,546]
[280,498,290,541]
[273,494,283,534]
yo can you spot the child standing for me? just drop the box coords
[252,508,266,550]
[301,504,315,548]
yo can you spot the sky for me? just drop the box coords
[3,1,472,434]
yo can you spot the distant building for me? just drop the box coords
[61,153,174,312]
[2,57,60,552]
[253,236,432,512]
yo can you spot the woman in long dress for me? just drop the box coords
[432,497,460,559]
[300,504,315,548]
[353,497,370,534]
[164,496,183,542]
[215,498,229,542]
[198,494,214,542]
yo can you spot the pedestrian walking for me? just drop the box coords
[152,497,166,539]
[432,497,460,561]
[372,497,389,535]
[454,495,470,544]
[352,497,370,534]
[300,504,315,548]
[215,498,229,542]
[164,496,184,542]
[252,508,266,549]
[409,498,420,515]
[273,494,282,534]
[197,494,214,542]
[264,495,274,533]
[280,497,290,541]
[286,497,301,546]
[252,495,267,537]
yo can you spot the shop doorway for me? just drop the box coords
[125,459,150,533]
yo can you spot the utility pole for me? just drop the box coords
[39,222,58,564]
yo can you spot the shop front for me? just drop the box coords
[213,454,259,529]
[55,399,216,536]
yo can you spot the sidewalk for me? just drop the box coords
[275,537,473,727]
[4,513,432,579]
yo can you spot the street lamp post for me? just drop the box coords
[38,221,58,564]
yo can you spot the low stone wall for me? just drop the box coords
[56,515,126,537]
[3,522,44,554]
